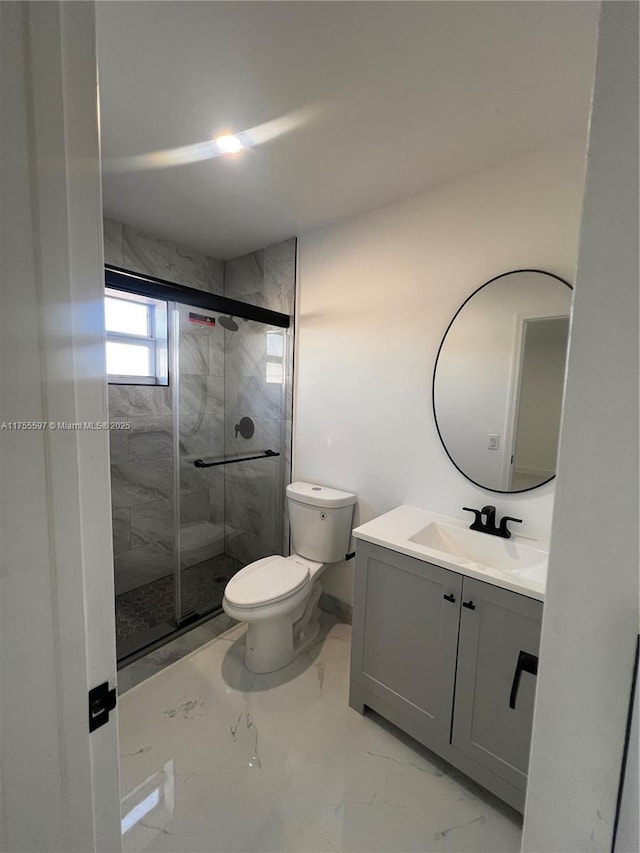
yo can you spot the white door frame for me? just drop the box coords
[523,3,639,847]
[501,312,569,490]
[1,2,121,850]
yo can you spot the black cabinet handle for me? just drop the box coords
[462,600,475,610]
[509,650,539,710]
[443,593,456,603]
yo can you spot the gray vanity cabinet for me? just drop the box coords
[452,577,542,792]
[350,540,543,811]
[349,540,463,745]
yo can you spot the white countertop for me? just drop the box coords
[353,505,547,601]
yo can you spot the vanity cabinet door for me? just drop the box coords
[451,577,542,792]
[350,541,463,746]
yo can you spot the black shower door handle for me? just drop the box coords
[509,650,539,710]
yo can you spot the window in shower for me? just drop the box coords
[105,287,168,385]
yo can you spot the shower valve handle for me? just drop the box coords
[234,417,255,440]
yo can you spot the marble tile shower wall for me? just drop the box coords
[103,218,224,293]
[223,238,296,563]
[104,220,295,593]
[105,220,225,595]
[176,302,226,572]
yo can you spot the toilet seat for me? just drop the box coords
[224,555,310,609]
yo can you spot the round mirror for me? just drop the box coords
[433,269,572,493]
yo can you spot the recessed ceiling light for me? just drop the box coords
[215,133,244,154]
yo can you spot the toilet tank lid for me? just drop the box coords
[286,481,357,509]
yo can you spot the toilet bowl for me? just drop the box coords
[222,482,357,674]
[223,554,325,673]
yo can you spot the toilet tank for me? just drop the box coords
[286,482,357,563]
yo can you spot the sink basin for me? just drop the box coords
[408,521,547,575]
[353,505,548,600]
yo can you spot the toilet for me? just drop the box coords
[222,481,357,673]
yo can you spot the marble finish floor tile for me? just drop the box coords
[118,616,522,852]
[118,612,238,695]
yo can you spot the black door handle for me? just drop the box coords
[443,593,456,603]
[509,650,539,709]
[462,600,475,610]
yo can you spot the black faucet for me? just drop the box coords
[462,505,522,539]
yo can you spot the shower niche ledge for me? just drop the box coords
[349,505,546,812]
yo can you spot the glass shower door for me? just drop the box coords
[174,303,287,625]
[108,263,293,663]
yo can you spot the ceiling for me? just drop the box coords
[96,1,599,260]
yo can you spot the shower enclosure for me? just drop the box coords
[106,266,293,662]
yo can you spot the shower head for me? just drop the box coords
[218,315,239,332]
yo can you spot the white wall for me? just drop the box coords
[294,139,587,605]
[522,2,639,850]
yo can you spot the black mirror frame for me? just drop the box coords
[432,268,573,494]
